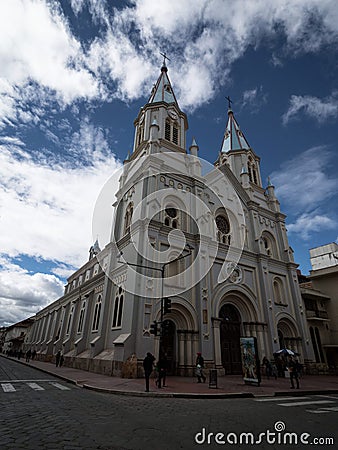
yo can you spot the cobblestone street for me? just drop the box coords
[1,357,338,449]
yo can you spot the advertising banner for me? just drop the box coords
[240,337,261,386]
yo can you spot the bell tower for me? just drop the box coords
[130,57,188,160]
[216,102,262,189]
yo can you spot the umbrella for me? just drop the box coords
[274,348,299,356]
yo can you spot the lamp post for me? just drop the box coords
[118,243,193,359]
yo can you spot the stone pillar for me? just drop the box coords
[212,318,223,369]
[177,331,185,374]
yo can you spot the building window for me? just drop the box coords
[165,120,171,140]
[124,202,134,235]
[173,124,178,144]
[248,156,258,184]
[164,207,179,229]
[216,214,231,244]
[112,287,124,329]
[77,301,86,334]
[169,259,180,277]
[92,295,102,332]
[165,119,180,145]
[66,306,74,335]
[85,269,91,281]
[93,263,99,276]
[273,278,284,304]
[310,326,320,363]
[137,125,144,146]
[261,232,277,258]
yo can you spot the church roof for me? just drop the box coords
[148,61,179,107]
[220,109,251,153]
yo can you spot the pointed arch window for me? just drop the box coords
[112,286,124,329]
[164,207,179,229]
[92,295,102,332]
[273,277,285,304]
[248,156,258,185]
[66,305,74,335]
[165,120,171,141]
[77,301,86,334]
[261,231,278,258]
[164,118,180,146]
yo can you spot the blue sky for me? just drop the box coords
[0,0,337,327]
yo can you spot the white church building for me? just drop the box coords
[26,62,315,377]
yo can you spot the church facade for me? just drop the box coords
[25,62,315,377]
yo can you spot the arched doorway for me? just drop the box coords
[219,304,242,374]
[162,319,176,375]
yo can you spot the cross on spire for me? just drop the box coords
[160,51,170,66]
[226,95,233,110]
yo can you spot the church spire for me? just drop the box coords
[131,57,188,158]
[148,54,179,107]
[220,103,251,153]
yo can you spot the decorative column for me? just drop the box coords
[212,318,224,374]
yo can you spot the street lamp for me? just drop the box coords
[118,243,193,359]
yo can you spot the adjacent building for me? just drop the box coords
[299,243,338,372]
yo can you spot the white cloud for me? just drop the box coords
[271,146,338,211]
[287,213,336,240]
[1,0,338,118]
[240,86,268,113]
[283,93,338,124]
[0,256,64,327]
[0,0,99,127]
[0,137,122,268]
[0,126,122,326]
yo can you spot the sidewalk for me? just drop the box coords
[2,355,338,398]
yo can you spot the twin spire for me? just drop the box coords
[220,107,251,153]
[146,57,253,158]
[148,53,178,106]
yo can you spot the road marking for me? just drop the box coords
[49,382,70,390]
[27,382,45,391]
[279,400,335,407]
[255,396,309,402]
[307,407,338,414]
[0,379,55,383]
[1,383,16,392]
[316,395,338,400]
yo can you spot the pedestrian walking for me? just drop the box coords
[196,352,206,383]
[26,349,32,363]
[262,356,275,379]
[55,350,61,367]
[156,353,168,388]
[60,352,64,367]
[288,356,300,389]
[143,352,155,392]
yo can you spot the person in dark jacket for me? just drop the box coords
[288,357,300,389]
[55,350,61,367]
[156,353,168,388]
[143,352,155,392]
[196,352,206,383]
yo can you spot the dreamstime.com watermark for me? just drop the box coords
[194,421,335,446]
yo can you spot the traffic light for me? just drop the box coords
[163,297,172,314]
[149,321,158,336]
[162,320,170,336]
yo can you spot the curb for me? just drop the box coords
[82,383,255,399]
[2,355,338,399]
